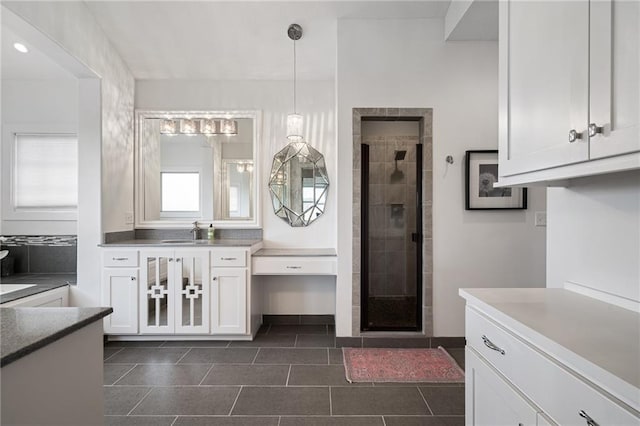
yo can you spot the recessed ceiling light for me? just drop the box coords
[13,43,28,53]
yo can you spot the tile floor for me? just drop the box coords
[104,324,465,426]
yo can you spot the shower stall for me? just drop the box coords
[360,119,423,331]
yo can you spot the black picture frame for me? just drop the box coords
[465,150,527,210]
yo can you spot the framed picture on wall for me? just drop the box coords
[465,150,527,210]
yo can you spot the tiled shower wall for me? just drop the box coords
[352,108,433,336]
[0,236,77,274]
[364,132,419,297]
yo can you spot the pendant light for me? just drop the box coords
[286,24,304,142]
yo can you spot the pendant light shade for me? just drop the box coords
[287,113,303,142]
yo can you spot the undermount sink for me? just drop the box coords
[160,239,211,244]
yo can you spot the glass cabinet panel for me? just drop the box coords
[175,252,210,334]
[140,253,174,333]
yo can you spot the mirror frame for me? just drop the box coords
[134,109,261,228]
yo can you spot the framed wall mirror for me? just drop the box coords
[135,110,261,228]
[268,141,329,227]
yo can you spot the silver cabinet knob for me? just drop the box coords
[130,276,136,281]
[579,410,599,426]
[588,123,603,137]
[212,277,217,281]
[568,129,582,143]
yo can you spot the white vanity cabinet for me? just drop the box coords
[460,288,640,426]
[210,248,249,334]
[465,348,539,426]
[139,249,210,334]
[499,0,640,185]
[102,250,139,334]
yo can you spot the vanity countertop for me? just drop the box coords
[0,306,113,367]
[100,238,262,247]
[253,248,337,257]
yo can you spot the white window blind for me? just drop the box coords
[161,172,200,212]
[14,134,78,208]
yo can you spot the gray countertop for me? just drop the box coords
[0,274,75,304]
[0,306,113,367]
[100,238,262,247]
[253,248,337,257]
[459,288,639,409]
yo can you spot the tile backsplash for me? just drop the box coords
[0,235,77,275]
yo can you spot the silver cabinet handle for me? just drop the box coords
[221,257,237,261]
[176,258,181,262]
[168,258,174,262]
[130,276,136,281]
[482,335,505,355]
[579,410,599,426]
[113,257,129,261]
[568,129,582,143]
[588,123,603,137]
[286,266,302,269]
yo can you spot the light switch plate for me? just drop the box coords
[535,211,547,227]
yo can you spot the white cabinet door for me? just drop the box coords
[500,0,590,177]
[466,348,538,426]
[589,0,640,159]
[140,251,175,334]
[211,267,247,334]
[140,250,211,334]
[102,268,138,334]
[174,250,210,334]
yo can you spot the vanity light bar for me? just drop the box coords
[160,118,238,135]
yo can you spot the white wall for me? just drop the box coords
[336,18,546,336]
[1,79,78,235]
[4,1,135,308]
[547,171,640,303]
[137,79,337,314]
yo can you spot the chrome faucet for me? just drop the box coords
[190,221,200,240]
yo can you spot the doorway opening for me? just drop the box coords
[360,118,423,331]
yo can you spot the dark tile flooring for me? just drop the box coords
[104,324,465,426]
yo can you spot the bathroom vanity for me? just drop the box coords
[101,242,339,340]
[101,239,262,339]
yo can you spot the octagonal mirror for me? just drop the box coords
[268,142,329,227]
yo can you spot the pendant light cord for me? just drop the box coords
[293,38,297,114]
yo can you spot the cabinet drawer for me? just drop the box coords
[466,307,639,425]
[252,257,337,275]
[211,250,246,268]
[103,250,139,267]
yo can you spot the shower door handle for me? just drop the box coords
[411,233,422,243]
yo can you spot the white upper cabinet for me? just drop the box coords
[589,0,640,159]
[499,0,640,185]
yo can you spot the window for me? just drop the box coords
[161,172,200,212]
[14,134,78,209]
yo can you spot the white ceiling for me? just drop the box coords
[1,25,75,80]
[84,1,452,80]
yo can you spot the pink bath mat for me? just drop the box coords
[343,346,465,383]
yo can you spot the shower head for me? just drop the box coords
[394,150,406,161]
